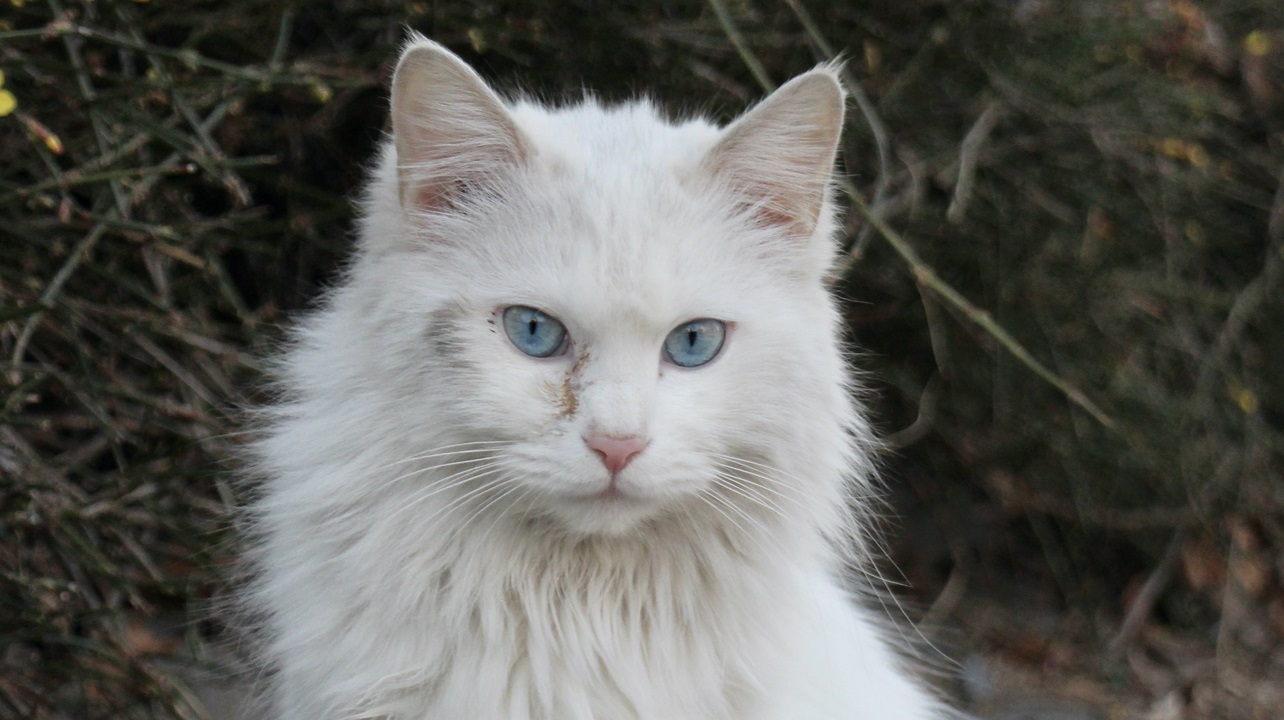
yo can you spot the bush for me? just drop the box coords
[2,0,1281,716]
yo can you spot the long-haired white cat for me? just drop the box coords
[246,34,960,719]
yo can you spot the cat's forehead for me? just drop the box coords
[503,100,740,251]
[498,182,748,332]
[509,99,721,174]
[436,100,789,331]
[453,202,739,346]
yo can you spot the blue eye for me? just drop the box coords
[663,319,726,368]
[502,306,568,358]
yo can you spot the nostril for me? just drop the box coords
[584,433,648,474]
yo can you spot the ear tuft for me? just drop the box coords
[702,68,846,236]
[391,38,529,212]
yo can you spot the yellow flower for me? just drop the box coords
[1232,386,1259,414]
[1159,137,1186,158]
[309,80,333,104]
[1186,143,1210,168]
[0,69,14,117]
[1244,31,1271,57]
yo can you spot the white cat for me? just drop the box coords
[245,33,961,719]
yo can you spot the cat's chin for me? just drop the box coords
[545,492,669,537]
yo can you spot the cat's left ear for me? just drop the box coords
[391,36,530,212]
[701,68,845,237]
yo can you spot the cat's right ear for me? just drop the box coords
[700,68,845,239]
[391,36,529,212]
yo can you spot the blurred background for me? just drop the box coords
[2,1,1282,718]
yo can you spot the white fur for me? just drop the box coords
[245,36,959,719]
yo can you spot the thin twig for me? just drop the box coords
[706,0,775,91]
[947,99,1003,224]
[849,187,1117,430]
[780,0,894,256]
[49,0,129,216]
[115,5,253,205]
[269,6,297,69]
[5,162,200,202]
[919,550,969,631]
[1193,169,1284,400]
[884,373,941,448]
[10,222,108,369]
[65,24,319,86]
[1106,529,1187,659]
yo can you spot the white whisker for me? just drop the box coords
[711,452,879,504]
[708,454,811,511]
[695,488,782,562]
[712,472,786,519]
[382,461,508,524]
[405,469,513,532]
[475,481,538,549]
[448,476,529,541]
[365,440,513,477]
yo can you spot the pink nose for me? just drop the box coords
[585,434,648,474]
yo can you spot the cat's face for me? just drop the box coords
[403,171,837,535]
[371,38,848,537]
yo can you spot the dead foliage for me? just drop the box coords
[1,1,1281,717]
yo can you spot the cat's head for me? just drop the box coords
[342,36,861,538]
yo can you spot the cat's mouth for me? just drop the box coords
[547,475,670,535]
[576,481,642,505]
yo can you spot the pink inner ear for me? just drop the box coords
[401,144,532,214]
[412,183,449,213]
[746,197,823,237]
[727,170,827,237]
[408,176,471,213]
